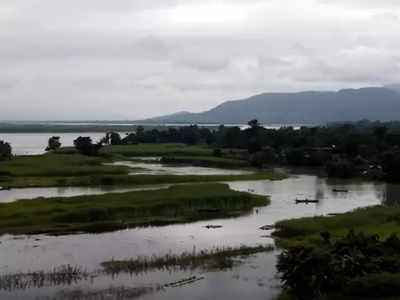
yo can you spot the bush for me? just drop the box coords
[73,137,102,156]
[278,231,400,299]
[346,273,400,297]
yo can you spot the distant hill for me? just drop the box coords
[385,84,400,95]
[138,87,400,124]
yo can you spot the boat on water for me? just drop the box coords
[295,199,319,204]
[332,188,349,193]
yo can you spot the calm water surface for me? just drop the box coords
[0,133,108,155]
[0,168,397,299]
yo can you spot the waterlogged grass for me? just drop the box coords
[274,205,400,247]
[0,245,273,292]
[0,172,286,188]
[0,144,284,188]
[101,245,274,274]
[100,143,215,157]
[0,152,128,177]
[0,183,269,235]
[0,265,88,291]
[161,155,249,169]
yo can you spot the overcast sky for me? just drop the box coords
[1,0,400,120]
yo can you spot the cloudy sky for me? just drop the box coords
[1,0,400,120]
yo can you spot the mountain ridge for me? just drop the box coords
[137,87,400,124]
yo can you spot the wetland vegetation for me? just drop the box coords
[274,206,400,299]
[2,121,400,299]
[101,244,274,274]
[0,183,269,235]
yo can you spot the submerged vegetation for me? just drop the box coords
[0,265,88,291]
[101,244,274,274]
[0,245,273,292]
[0,183,269,235]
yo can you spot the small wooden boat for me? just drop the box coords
[332,188,348,193]
[295,199,319,204]
[204,225,222,229]
[259,225,274,230]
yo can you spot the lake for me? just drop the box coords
[0,133,108,155]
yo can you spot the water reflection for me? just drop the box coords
[0,169,399,300]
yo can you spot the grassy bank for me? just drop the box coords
[0,183,269,235]
[0,172,286,188]
[274,205,400,247]
[100,143,213,157]
[0,143,285,188]
[0,153,129,177]
[274,206,400,299]
[161,155,249,169]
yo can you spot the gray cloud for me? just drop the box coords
[1,0,400,120]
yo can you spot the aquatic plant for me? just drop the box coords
[101,244,274,274]
[0,265,88,291]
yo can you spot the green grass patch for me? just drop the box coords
[0,183,269,235]
[0,172,286,188]
[99,143,214,157]
[274,206,400,299]
[101,244,274,274]
[161,155,249,169]
[274,205,400,247]
[0,143,284,188]
[0,152,128,177]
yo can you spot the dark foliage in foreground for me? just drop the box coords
[277,230,400,299]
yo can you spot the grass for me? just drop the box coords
[0,152,128,177]
[273,205,400,247]
[0,265,88,291]
[274,207,400,300]
[0,183,269,235]
[100,143,215,157]
[0,244,272,292]
[0,171,286,188]
[101,244,274,274]
[0,143,285,188]
[161,155,249,169]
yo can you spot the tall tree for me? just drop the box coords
[45,136,61,151]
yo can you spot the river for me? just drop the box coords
[0,165,397,300]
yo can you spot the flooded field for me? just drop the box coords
[0,167,396,299]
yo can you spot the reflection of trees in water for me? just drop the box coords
[382,184,400,206]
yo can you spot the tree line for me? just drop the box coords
[2,120,400,180]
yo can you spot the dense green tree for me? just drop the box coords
[73,137,102,156]
[45,136,61,151]
[0,140,12,159]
